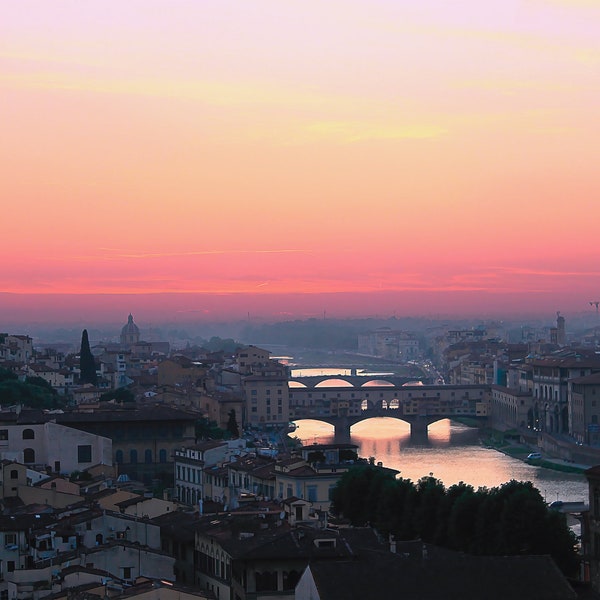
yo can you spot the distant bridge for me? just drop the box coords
[290,374,424,388]
[288,383,490,443]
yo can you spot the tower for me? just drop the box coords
[556,312,566,346]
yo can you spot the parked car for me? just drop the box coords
[527,452,542,460]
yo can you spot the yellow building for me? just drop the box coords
[243,362,290,426]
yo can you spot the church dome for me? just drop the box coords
[120,314,140,345]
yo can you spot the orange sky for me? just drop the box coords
[2,1,600,323]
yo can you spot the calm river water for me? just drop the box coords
[294,417,588,504]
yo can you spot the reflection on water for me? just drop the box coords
[293,417,588,503]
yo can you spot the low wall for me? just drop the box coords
[539,433,600,467]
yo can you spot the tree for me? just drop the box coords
[307,450,326,464]
[414,475,446,542]
[0,378,61,410]
[79,329,97,385]
[331,465,396,526]
[100,387,135,404]
[330,467,579,576]
[227,409,240,438]
[195,417,224,441]
[0,367,17,383]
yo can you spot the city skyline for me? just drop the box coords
[2,1,599,323]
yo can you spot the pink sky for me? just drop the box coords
[2,1,600,323]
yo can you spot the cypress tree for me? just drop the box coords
[226,409,240,438]
[79,329,98,385]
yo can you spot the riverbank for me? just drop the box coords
[481,428,591,475]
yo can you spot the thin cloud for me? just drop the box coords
[304,121,447,143]
[492,266,600,277]
[96,249,309,260]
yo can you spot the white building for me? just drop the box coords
[0,420,112,475]
[174,441,233,506]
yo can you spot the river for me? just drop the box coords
[293,417,588,504]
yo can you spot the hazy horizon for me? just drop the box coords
[1,289,600,328]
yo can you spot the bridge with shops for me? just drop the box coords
[288,377,490,443]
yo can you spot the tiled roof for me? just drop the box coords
[308,543,576,600]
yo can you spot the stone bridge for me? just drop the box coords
[290,374,424,388]
[288,382,490,443]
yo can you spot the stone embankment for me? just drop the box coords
[482,428,595,475]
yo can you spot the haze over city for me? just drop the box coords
[2,1,600,325]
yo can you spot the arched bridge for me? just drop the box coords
[288,383,490,443]
[290,375,424,388]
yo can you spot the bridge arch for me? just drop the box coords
[294,413,454,445]
[289,374,420,389]
[361,379,396,387]
[315,378,354,388]
[289,381,307,388]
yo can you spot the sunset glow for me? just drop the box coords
[2,1,600,323]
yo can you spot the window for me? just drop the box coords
[159,449,167,463]
[22,429,34,440]
[78,445,92,463]
[10,469,18,480]
[255,571,278,592]
[0,430,8,441]
[123,567,132,580]
[116,450,124,464]
[5,533,16,545]
[23,448,35,463]
[145,449,152,464]
[7,561,15,573]
[283,569,300,590]
[130,449,138,464]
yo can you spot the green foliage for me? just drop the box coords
[307,450,326,464]
[195,417,225,440]
[0,377,62,409]
[79,329,98,385]
[100,387,135,403]
[339,448,358,462]
[203,337,240,353]
[0,367,18,383]
[331,467,579,577]
[226,409,240,438]
[69,470,92,482]
[25,376,54,392]
[331,465,397,525]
